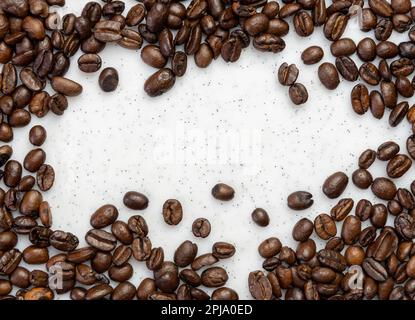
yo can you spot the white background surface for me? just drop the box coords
[7,0,415,299]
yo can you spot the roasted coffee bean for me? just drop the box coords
[314,214,337,240]
[253,34,285,53]
[248,270,272,300]
[191,253,218,271]
[23,245,49,264]
[380,81,397,108]
[258,237,282,258]
[331,38,356,57]
[278,63,298,86]
[301,46,324,65]
[388,200,403,216]
[389,102,409,127]
[296,239,316,261]
[131,237,152,261]
[335,56,358,81]
[318,62,340,90]
[359,62,381,86]
[390,58,414,77]
[99,67,119,92]
[66,247,96,264]
[77,54,102,73]
[154,261,179,293]
[357,37,376,61]
[317,249,347,272]
[356,199,373,221]
[323,12,348,41]
[195,43,213,67]
[94,20,122,42]
[201,267,228,287]
[51,77,82,97]
[221,37,242,62]
[171,51,187,77]
[91,252,112,274]
[86,284,113,300]
[379,60,392,81]
[397,188,414,209]
[352,169,373,189]
[146,247,164,271]
[293,11,314,37]
[144,68,175,97]
[127,215,148,237]
[325,237,345,252]
[192,218,211,238]
[111,221,133,245]
[50,230,78,251]
[341,215,361,245]
[13,216,37,234]
[23,148,46,173]
[19,190,42,216]
[90,204,118,229]
[85,229,117,252]
[0,230,17,251]
[396,76,414,98]
[162,199,182,225]
[174,240,198,267]
[212,287,239,300]
[123,191,148,210]
[287,191,313,210]
[137,278,156,300]
[251,208,270,227]
[4,160,22,187]
[111,281,136,301]
[377,141,400,160]
[395,213,415,240]
[142,45,167,68]
[29,125,46,146]
[212,242,235,259]
[36,164,54,191]
[371,204,388,228]
[212,183,234,200]
[292,218,313,241]
[331,198,354,221]
[322,172,348,199]
[386,154,412,178]
[363,257,388,281]
[289,83,308,105]
[351,84,370,115]
[0,145,12,167]
[345,245,365,266]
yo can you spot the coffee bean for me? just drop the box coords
[131,237,152,261]
[201,267,228,287]
[211,183,234,201]
[212,287,239,300]
[90,204,118,229]
[50,230,79,251]
[296,239,316,261]
[94,20,122,42]
[36,164,54,191]
[162,199,182,225]
[330,38,356,57]
[352,169,373,189]
[390,102,409,127]
[341,215,361,245]
[289,83,308,105]
[386,154,412,178]
[123,191,148,210]
[251,208,270,227]
[377,141,400,160]
[369,90,385,119]
[323,12,348,41]
[357,37,376,61]
[99,67,118,92]
[137,278,156,300]
[278,62,298,86]
[4,160,22,187]
[248,270,272,300]
[144,68,175,97]
[371,204,388,228]
[356,199,373,221]
[363,257,388,281]
[23,245,49,264]
[258,237,281,258]
[292,218,314,242]
[351,83,370,115]
[23,148,46,173]
[146,247,164,271]
[335,56,358,81]
[191,253,218,271]
[317,249,347,272]
[287,191,313,210]
[171,51,187,77]
[111,221,133,245]
[301,46,324,65]
[174,240,198,267]
[85,229,116,252]
[322,172,348,199]
[212,242,235,259]
[253,34,285,53]
[192,218,211,238]
[359,62,381,86]
[331,198,354,221]
[314,214,337,240]
[127,215,148,237]
[318,62,340,90]
[51,77,82,97]
[29,125,46,146]
[244,13,269,36]
[154,261,179,293]
[77,54,102,73]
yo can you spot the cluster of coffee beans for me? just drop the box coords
[249,139,415,300]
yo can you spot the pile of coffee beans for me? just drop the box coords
[249,139,415,300]
[1,0,415,301]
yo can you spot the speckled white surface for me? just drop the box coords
[8,1,415,299]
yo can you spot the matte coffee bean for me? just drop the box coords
[162,199,182,225]
[318,62,340,90]
[174,240,198,267]
[377,141,400,160]
[99,67,119,92]
[29,125,46,146]
[258,237,282,258]
[351,84,370,115]
[287,191,313,210]
[330,38,356,57]
[292,218,314,242]
[352,169,373,189]
[314,214,337,240]
[251,208,270,227]
[387,154,412,178]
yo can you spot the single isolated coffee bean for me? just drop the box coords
[211,183,234,201]
[287,191,313,210]
[251,208,270,227]
[289,83,308,105]
[123,191,148,210]
[192,218,211,238]
[322,172,349,199]
[99,67,119,92]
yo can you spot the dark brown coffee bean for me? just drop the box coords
[123,191,148,210]
[212,242,235,259]
[363,257,388,281]
[91,252,112,274]
[355,199,373,221]
[192,218,211,238]
[162,199,182,225]
[387,154,412,178]
[85,284,113,301]
[36,164,54,191]
[253,34,285,53]
[314,214,337,240]
[141,45,167,68]
[301,46,324,65]
[221,37,242,62]
[195,43,213,68]
[358,149,376,169]
[144,68,175,97]
[171,51,187,77]
[131,237,152,261]
[289,83,308,105]
[50,77,82,97]
[341,215,362,245]
[357,37,376,61]
[359,62,381,86]
[287,191,313,210]
[371,203,388,228]
[335,56,358,81]
[98,67,118,92]
[352,168,373,189]
[296,239,316,262]
[325,237,345,252]
[259,237,282,258]
[330,38,356,57]
[23,148,46,173]
[67,247,96,264]
[146,247,164,271]
[318,62,340,90]
[380,81,397,108]
[389,101,409,127]
[174,240,198,267]
[292,218,314,242]
[323,12,348,41]
[0,231,17,251]
[111,221,133,245]
[201,267,228,287]
[377,141,400,160]
[212,183,234,200]
[248,270,272,300]
[251,208,270,227]
[94,20,122,42]
[29,125,46,146]
[390,58,414,77]
[23,245,49,264]
[212,287,239,300]
[50,230,78,251]
[77,54,102,73]
[85,229,116,252]
[351,83,370,115]
[137,278,156,300]
[19,190,42,216]
[191,253,218,271]
[372,177,397,200]
[90,204,118,229]
[322,171,348,199]
[293,11,314,36]
[331,198,354,221]
[278,63,299,86]
[127,215,148,237]
[317,249,347,272]
[154,261,179,293]
[4,160,22,187]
